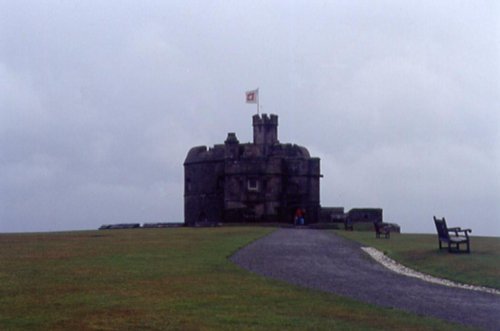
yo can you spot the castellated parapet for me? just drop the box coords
[184,114,321,225]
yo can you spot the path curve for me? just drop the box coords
[230,228,500,330]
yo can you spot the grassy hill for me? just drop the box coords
[0,227,475,330]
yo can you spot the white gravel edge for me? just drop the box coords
[361,246,500,296]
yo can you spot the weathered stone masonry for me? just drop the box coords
[184,114,321,225]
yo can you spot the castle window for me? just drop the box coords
[247,179,259,191]
[186,178,192,192]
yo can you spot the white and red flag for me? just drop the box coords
[245,89,259,104]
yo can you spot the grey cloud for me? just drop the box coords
[1,1,498,235]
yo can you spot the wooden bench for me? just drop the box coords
[374,221,390,239]
[433,216,471,253]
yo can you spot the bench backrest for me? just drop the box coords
[433,216,449,240]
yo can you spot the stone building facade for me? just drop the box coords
[184,114,321,225]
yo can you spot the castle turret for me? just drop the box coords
[253,114,278,146]
[224,132,239,159]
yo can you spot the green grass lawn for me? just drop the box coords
[334,230,500,290]
[0,227,475,330]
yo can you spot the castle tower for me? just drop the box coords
[253,114,278,146]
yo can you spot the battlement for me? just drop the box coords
[252,113,278,126]
[184,145,225,164]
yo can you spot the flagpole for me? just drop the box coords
[257,88,260,115]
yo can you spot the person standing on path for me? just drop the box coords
[294,208,305,225]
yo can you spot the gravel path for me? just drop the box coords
[230,228,500,330]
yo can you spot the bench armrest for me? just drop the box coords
[448,227,471,237]
[459,229,471,238]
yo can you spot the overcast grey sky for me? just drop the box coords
[1,1,499,235]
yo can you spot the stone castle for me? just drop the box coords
[184,114,321,225]
[184,114,393,229]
